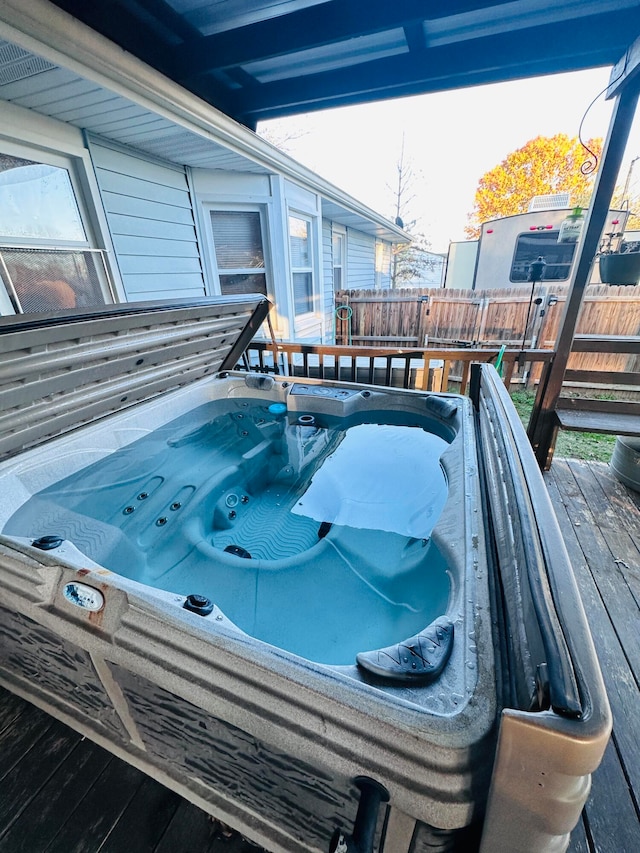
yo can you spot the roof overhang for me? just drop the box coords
[0,0,408,242]
[44,0,640,129]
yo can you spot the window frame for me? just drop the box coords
[288,210,317,318]
[0,137,117,314]
[332,224,347,292]
[204,203,273,300]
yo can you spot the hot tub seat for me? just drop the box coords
[356,615,455,684]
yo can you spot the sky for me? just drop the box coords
[258,67,640,254]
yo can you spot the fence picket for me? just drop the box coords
[335,285,640,354]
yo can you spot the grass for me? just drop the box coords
[509,389,617,463]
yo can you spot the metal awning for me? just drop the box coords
[47,0,640,129]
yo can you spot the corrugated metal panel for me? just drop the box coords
[0,296,270,460]
[89,139,206,300]
[346,229,375,288]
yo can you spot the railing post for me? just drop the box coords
[528,77,640,468]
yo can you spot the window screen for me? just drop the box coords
[293,272,313,315]
[510,231,577,282]
[210,210,267,296]
[0,248,108,312]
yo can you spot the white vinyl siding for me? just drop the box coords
[89,139,205,301]
[375,240,392,289]
[346,228,376,288]
[321,218,334,342]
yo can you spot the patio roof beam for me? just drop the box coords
[172,0,510,81]
[227,13,637,124]
[528,47,640,469]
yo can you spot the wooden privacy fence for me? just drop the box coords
[335,284,640,386]
[335,284,640,347]
[242,341,553,394]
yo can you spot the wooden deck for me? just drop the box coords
[548,460,640,853]
[0,459,638,852]
[0,686,262,852]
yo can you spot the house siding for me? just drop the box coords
[346,229,376,289]
[322,219,334,342]
[88,139,206,301]
[377,240,392,289]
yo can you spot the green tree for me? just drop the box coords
[465,134,603,238]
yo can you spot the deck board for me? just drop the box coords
[0,690,263,852]
[0,459,639,851]
[547,460,640,852]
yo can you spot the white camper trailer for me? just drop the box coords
[445,196,630,290]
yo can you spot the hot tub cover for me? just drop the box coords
[0,295,271,461]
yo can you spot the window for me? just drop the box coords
[510,231,577,282]
[209,210,267,296]
[0,154,86,242]
[332,228,346,291]
[0,151,110,313]
[289,214,314,315]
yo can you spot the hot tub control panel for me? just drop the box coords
[290,384,361,400]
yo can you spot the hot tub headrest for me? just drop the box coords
[425,396,458,420]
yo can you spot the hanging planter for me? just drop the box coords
[597,232,640,285]
[599,250,640,285]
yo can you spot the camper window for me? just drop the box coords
[510,231,576,282]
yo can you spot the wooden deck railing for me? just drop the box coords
[553,334,640,435]
[241,340,554,394]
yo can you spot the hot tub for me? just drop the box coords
[0,298,610,853]
[4,385,460,671]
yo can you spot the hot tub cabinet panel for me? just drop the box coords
[0,299,610,853]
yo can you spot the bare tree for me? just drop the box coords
[256,120,309,154]
[389,137,435,286]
